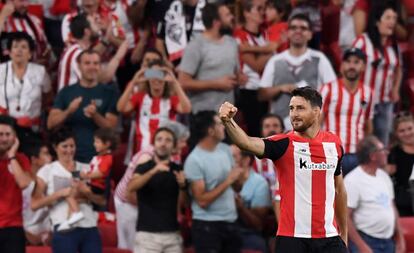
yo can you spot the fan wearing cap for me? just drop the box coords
[320,48,374,175]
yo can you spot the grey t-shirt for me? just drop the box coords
[184,143,237,222]
[179,34,239,113]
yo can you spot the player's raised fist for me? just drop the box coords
[219,102,238,122]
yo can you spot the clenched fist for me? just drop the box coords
[219,102,238,123]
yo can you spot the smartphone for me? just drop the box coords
[71,171,81,179]
[144,68,165,80]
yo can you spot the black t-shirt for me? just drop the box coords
[135,159,182,232]
[388,146,414,216]
[145,0,173,25]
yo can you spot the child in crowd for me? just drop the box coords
[265,0,291,52]
[58,128,118,231]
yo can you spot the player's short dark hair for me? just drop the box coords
[190,111,217,144]
[153,127,177,147]
[50,127,75,147]
[94,128,119,151]
[291,87,322,108]
[70,13,90,39]
[77,48,101,63]
[0,115,16,131]
[260,113,285,132]
[288,13,313,31]
[202,3,222,29]
[7,31,36,52]
[357,135,381,164]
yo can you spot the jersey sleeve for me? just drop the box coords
[262,135,289,161]
[98,155,113,177]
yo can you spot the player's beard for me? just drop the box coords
[291,118,312,132]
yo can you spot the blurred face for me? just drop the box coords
[81,0,99,14]
[0,125,15,155]
[341,56,365,82]
[12,0,29,14]
[209,115,226,141]
[231,144,242,166]
[289,96,319,132]
[173,137,188,155]
[371,141,388,168]
[219,5,235,32]
[153,130,175,160]
[265,5,282,24]
[54,138,76,161]
[32,146,52,170]
[262,116,283,137]
[10,40,31,64]
[395,120,414,146]
[78,53,101,83]
[94,137,111,153]
[245,0,266,25]
[142,52,161,68]
[288,19,312,48]
[377,8,398,37]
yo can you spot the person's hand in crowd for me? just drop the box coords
[219,101,238,122]
[67,97,83,114]
[57,187,73,199]
[173,170,186,188]
[395,235,406,253]
[280,84,297,93]
[163,67,178,83]
[215,75,238,91]
[0,2,15,18]
[152,161,170,174]
[235,193,244,209]
[237,73,248,86]
[7,137,19,158]
[114,40,129,61]
[132,68,147,85]
[83,100,97,118]
[226,167,243,185]
[391,86,400,103]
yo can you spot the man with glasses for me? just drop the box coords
[345,135,405,253]
[259,13,336,130]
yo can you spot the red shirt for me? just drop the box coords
[266,22,289,52]
[89,153,113,190]
[263,131,343,238]
[0,153,31,228]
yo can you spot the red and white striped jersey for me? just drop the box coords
[57,43,83,91]
[131,92,179,152]
[3,14,49,57]
[88,153,113,190]
[320,79,374,153]
[263,131,343,238]
[352,33,401,104]
[61,9,125,44]
[233,28,268,90]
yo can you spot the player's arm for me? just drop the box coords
[219,102,265,156]
[334,174,348,245]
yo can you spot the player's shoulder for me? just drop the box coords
[319,131,342,144]
[265,132,291,142]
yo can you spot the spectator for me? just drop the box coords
[231,144,271,253]
[184,111,243,253]
[155,0,206,65]
[0,0,53,64]
[253,113,284,220]
[179,3,242,114]
[345,135,405,253]
[0,115,32,253]
[127,127,187,253]
[338,0,357,50]
[57,13,129,90]
[22,141,52,245]
[259,13,336,130]
[290,0,322,49]
[352,2,403,146]
[31,127,105,253]
[387,112,414,216]
[117,59,191,154]
[233,0,271,137]
[48,49,119,163]
[115,120,189,251]
[0,32,52,141]
[320,48,374,175]
[265,0,290,53]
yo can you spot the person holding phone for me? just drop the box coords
[117,59,191,153]
[0,115,32,253]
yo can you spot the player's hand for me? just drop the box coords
[68,97,83,114]
[1,2,15,18]
[219,102,238,123]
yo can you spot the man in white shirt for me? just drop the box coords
[259,13,336,129]
[345,135,405,253]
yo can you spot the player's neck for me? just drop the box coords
[343,78,360,93]
[295,124,320,139]
[360,164,377,176]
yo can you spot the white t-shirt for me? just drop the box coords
[22,181,51,234]
[37,161,97,227]
[344,166,395,239]
[339,0,356,49]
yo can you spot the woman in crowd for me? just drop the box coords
[387,112,414,216]
[352,2,403,146]
[31,128,105,253]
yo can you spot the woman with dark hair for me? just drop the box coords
[117,58,191,154]
[352,2,403,146]
[31,128,104,253]
[387,112,414,216]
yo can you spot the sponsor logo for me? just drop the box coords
[299,158,336,170]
